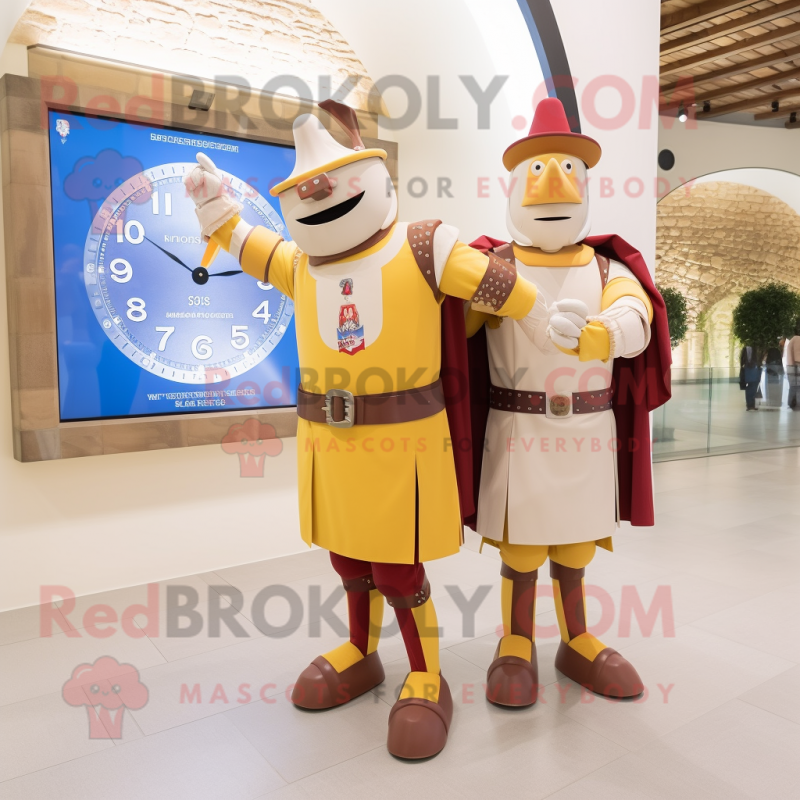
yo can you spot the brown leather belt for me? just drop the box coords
[297,379,445,428]
[489,384,613,417]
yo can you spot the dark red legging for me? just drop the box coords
[329,552,429,673]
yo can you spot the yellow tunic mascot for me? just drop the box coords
[183,100,543,758]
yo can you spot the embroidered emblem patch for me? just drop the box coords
[337,278,365,355]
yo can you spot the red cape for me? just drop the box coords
[466,234,672,528]
[441,295,475,524]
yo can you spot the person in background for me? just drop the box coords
[786,320,800,410]
[740,345,763,411]
[765,343,785,408]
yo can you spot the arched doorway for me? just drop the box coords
[654,169,800,459]
[657,171,800,370]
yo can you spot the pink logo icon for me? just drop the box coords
[62,656,148,739]
[221,419,283,477]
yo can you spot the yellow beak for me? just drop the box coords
[522,157,583,206]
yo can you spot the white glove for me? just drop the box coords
[517,296,589,354]
[588,297,650,359]
[184,153,243,240]
[547,299,589,351]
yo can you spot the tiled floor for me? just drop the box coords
[1,447,798,799]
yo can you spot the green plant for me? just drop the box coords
[657,285,689,349]
[732,282,800,355]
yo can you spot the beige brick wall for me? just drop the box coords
[9,0,376,110]
[656,181,800,368]
[656,180,800,321]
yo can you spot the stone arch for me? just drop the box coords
[702,295,740,372]
[656,178,800,367]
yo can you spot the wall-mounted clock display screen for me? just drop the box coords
[48,110,299,421]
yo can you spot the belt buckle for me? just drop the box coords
[546,393,573,419]
[324,389,355,428]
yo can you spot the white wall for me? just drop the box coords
[0,0,662,610]
[0,1,30,55]
[658,117,800,192]
[551,0,661,268]
[315,0,662,266]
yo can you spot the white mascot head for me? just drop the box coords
[504,98,601,254]
[271,100,397,259]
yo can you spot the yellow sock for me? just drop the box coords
[366,588,384,655]
[499,634,533,661]
[399,672,441,703]
[321,641,364,673]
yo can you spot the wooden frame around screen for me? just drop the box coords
[1,71,398,462]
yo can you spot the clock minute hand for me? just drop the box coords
[208,269,243,277]
[143,236,192,272]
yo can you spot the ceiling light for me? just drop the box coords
[703,101,711,113]
[678,104,688,123]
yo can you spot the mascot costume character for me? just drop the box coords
[183,100,545,758]
[466,98,672,706]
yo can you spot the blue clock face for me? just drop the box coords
[82,162,293,385]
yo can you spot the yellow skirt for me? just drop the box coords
[295,409,463,564]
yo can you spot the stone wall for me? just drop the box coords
[656,180,800,367]
[10,0,376,110]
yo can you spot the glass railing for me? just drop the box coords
[652,367,800,461]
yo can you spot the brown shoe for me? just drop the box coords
[291,650,384,710]
[486,641,539,707]
[555,641,643,699]
[387,675,453,759]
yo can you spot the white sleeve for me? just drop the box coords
[229,219,253,262]
[433,223,459,287]
[515,292,555,352]
[590,260,651,359]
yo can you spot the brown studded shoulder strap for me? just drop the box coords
[596,253,610,290]
[408,219,443,300]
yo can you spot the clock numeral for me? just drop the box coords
[155,326,175,351]
[117,219,145,245]
[231,325,250,350]
[126,297,147,322]
[192,335,213,360]
[257,281,272,291]
[152,191,172,216]
[109,258,133,284]
[252,300,270,323]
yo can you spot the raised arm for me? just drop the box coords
[184,154,298,300]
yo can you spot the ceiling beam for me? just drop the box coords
[661,1,756,36]
[660,43,800,98]
[754,100,800,118]
[660,21,800,78]
[661,1,800,56]
[664,65,800,110]
[696,84,800,116]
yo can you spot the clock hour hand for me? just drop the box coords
[208,269,243,277]
[143,236,192,272]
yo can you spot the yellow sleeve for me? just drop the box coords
[602,277,653,323]
[439,242,538,320]
[211,216,298,301]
